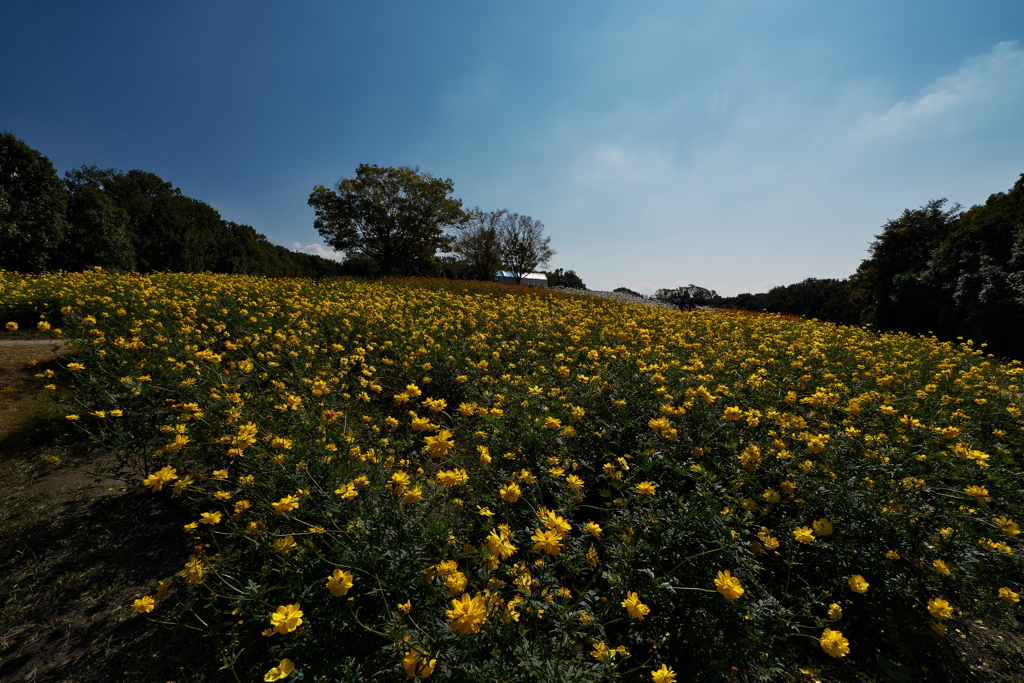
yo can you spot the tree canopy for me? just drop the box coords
[0,131,69,271]
[309,164,467,276]
[496,211,554,284]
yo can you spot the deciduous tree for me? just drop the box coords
[497,211,554,284]
[309,164,467,276]
[0,132,69,271]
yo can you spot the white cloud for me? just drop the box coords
[852,41,1024,142]
[292,242,342,261]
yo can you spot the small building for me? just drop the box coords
[494,270,549,288]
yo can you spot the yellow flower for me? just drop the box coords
[271,494,299,515]
[763,489,781,504]
[635,481,657,496]
[933,559,951,576]
[270,603,303,634]
[499,482,522,502]
[531,528,562,555]
[650,663,677,682]
[4,322,16,331]
[486,529,516,560]
[723,406,743,421]
[819,628,850,658]
[847,575,869,594]
[566,474,585,490]
[927,597,953,620]
[436,469,469,486]
[714,570,744,601]
[812,518,833,536]
[446,593,487,634]
[621,591,650,619]
[273,535,296,554]
[423,429,455,457]
[402,646,437,678]
[143,466,178,492]
[998,587,1020,604]
[931,621,948,636]
[793,526,815,543]
[198,511,221,525]
[327,569,354,597]
[585,522,602,537]
[827,603,842,620]
[264,658,295,681]
[132,595,155,613]
[591,641,615,664]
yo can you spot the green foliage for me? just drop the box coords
[547,269,586,290]
[0,132,69,272]
[449,207,504,281]
[719,279,858,324]
[612,287,642,298]
[496,212,555,284]
[309,164,468,276]
[6,271,1024,682]
[653,284,718,308]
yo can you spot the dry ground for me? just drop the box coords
[0,342,203,682]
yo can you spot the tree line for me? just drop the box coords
[2,134,562,284]
[308,163,556,283]
[712,173,1024,359]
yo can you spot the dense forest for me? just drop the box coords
[713,174,1024,360]
[0,132,344,278]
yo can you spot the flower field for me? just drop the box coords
[2,269,1023,682]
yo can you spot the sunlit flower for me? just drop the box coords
[132,595,155,613]
[621,591,650,619]
[446,592,487,634]
[714,570,744,601]
[650,663,677,682]
[820,628,850,658]
[847,575,869,594]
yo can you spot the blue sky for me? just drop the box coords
[3,0,1023,295]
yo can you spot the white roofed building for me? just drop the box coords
[494,270,548,288]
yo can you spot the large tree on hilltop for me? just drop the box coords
[308,164,467,276]
[0,132,69,272]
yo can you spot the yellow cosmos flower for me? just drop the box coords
[621,591,650,619]
[635,481,657,496]
[650,663,677,682]
[998,587,1020,603]
[273,535,296,554]
[714,570,744,601]
[499,482,522,502]
[265,491,299,514]
[827,603,842,620]
[928,597,953,620]
[486,529,516,560]
[531,528,562,555]
[264,658,295,681]
[793,526,815,543]
[326,569,354,596]
[446,592,487,634]
[812,518,833,536]
[820,628,850,658]
[847,575,869,594]
[423,429,455,457]
[143,466,179,492]
[270,603,303,634]
[723,406,743,421]
[132,595,155,613]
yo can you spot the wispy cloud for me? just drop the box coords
[852,41,1024,142]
